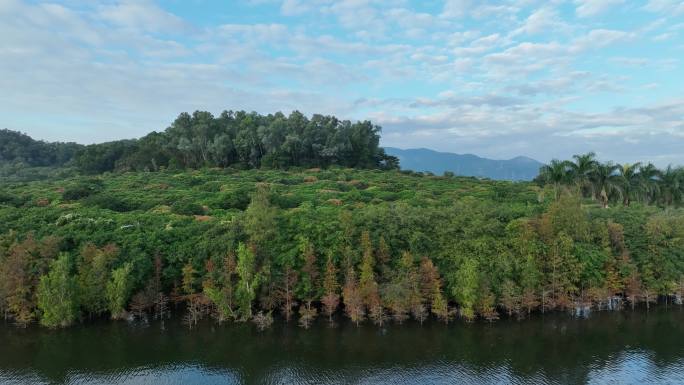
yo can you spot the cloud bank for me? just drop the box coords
[1,0,683,165]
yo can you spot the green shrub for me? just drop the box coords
[213,188,252,210]
[171,199,205,215]
[0,191,27,207]
[84,193,142,212]
[270,193,303,209]
[62,183,101,201]
[200,181,222,192]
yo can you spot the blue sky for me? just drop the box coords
[1,0,683,165]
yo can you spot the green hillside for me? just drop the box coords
[1,167,682,328]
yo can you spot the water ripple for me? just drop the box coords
[1,309,684,385]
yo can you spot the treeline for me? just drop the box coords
[2,110,399,175]
[537,152,684,208]
[1,169,683,329]
[0,129,81,168]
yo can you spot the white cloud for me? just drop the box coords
[453,33,507,56]
[97,0,188,33]
[375,98,684,165]
[387,8,438,29]
[280,0,310,15]
[570,29,632,51]
[575,0,625,18]
[1,0,683,165]
[644,0,684,15]
[217,23,289,43]
[441,0,471,18]
[654,32,674,40]
[610,57,649,67]
[511,7,571,36]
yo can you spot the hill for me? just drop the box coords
[385,147,543,181]
[2,110,399,176]
[0,129,81,167]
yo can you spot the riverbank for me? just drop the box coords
[2,308,683,384]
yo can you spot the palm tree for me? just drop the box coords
[590,162,622,208]
[658,166,684,206]
[638,163,661,205]
[568,152,598,198]
[618,162,642,207]
[539,160,572,200]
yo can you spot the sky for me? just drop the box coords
[1,0,683,165]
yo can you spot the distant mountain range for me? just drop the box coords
[384,147,543,181]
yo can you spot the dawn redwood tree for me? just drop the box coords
[500,279,521,316]
[500,219,540,316]
[203,252,237,323]
[182,263,197,295]
[106,262,134,320]
[235,243,261,321]
[418,257,449,321]
[547,232,581,308]
[128,292,150,320]
[37,253,78,328]
[0,242,35,326]
[418,257,440,304]
[297,238,319,328]
[358,231,384,326]
[0,235,58,326]
[78,244,117,318]
[382,251,414,324]
[625,270,642,310]
[257,261,278,314]
[476,283,499,322]
[279,264,298,322]
[399,252,424,324]
[151,256,169,320]
[453,259,479,321]
[520,256,541,315]
[343,267,364,326]
[376,236,391,267]
[431,279,450,323]
[321,253,339,323]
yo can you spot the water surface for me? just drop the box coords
[1,308,683,384]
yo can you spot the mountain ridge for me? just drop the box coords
[384,147,543,181]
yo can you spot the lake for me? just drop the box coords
[1,308,683,384]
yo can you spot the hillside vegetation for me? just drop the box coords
[1,167,683,329]
[2,112,684,329]
[1,110,398,177]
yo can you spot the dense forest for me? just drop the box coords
[1,110,398,176]
[1,167,683,329]
[1,113,683,330]
[0,129,81,167]
[0,130,81,182]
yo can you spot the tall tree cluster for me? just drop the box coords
[2,111,399,175]
[73,111,398,173]
[537,152,683,208]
